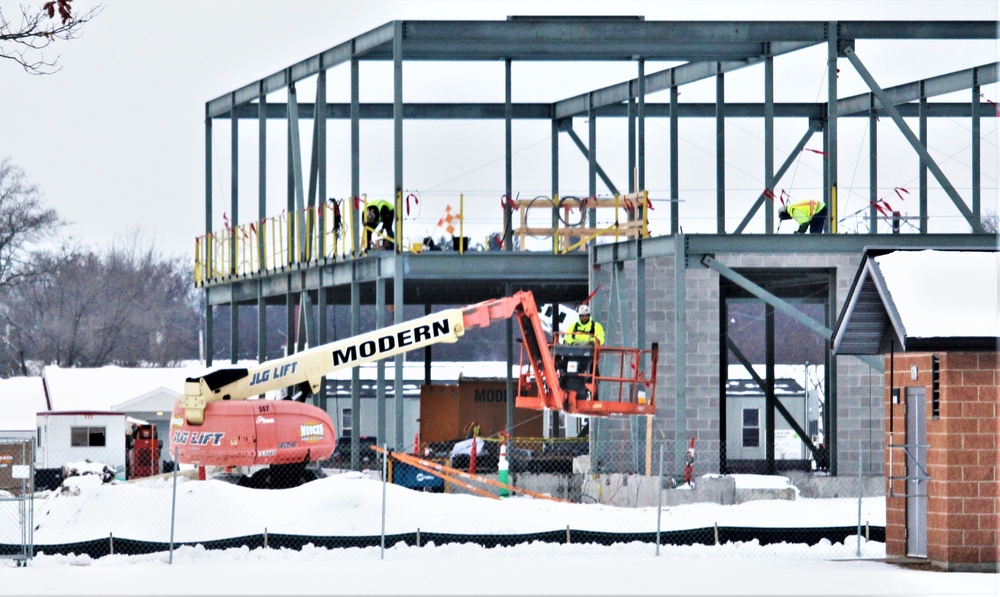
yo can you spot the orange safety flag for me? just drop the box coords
[437,205,462,236]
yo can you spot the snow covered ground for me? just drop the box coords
[1,471,996,595]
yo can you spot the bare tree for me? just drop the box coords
[0,157,62,290]
[0,0,102,75]
[0,232,201,376]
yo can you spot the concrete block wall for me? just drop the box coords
[588,247,884,481]
[885,351,999,572]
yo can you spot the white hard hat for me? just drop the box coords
[577,304,591,315]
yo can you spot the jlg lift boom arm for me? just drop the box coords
[182,291,550,426]
[182,289,654,427]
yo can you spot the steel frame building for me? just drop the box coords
[201,18,998,478]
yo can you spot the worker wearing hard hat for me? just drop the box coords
[778,199,827,234]
[562,304,605,346]
[365,198,396,250]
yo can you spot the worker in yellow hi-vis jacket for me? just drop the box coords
[365,198,395,250]
[778,199,827,234]
[562,304,605,346]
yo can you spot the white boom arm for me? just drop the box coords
[182,308,467,425]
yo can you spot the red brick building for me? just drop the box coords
[834,248,998,573]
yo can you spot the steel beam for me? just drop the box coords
[734,121,821,234]
[843,46,987,233]
[564,125,619,196]
[837,62,999,116]
[207,21,995,117]
[701,255,883,372]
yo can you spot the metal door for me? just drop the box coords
[905,387,928,558]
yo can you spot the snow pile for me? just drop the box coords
[61,460,116,483]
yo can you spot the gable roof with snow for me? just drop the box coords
[0,376,48,432]
[41,365,200,412]
[833,248,1000,355]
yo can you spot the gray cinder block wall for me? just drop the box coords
[588,248,884,480]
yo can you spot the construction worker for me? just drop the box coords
[562,304,605,346]
[560,304,605,401]
[365,198,396,250]
[778,199,827,234]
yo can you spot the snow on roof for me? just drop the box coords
[874,250,1000,339]
[1,361,510,429]
[0,376,47,432]
[41,365,202,412]
[725,364,822,396]
[324,360,511,381]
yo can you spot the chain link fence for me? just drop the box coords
[0,439,34,566]
[1,435,886,564]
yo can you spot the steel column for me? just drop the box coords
[551,119,559,253]
[670,78,679,234]
[674,233,687,476]
[375,275,386,456]
[589,97,597,228]
[972,79,981,221]
[505,58,513,251]
[230,97,239,364]
[394,257,405,451]
[827,22,839,233]
[920,91,928,233]
[204,115,213,367]
[351,263,362,455]
[764,49,774,234]
[257,83,268,364]
[869,94,878,232]
[351,46,360,257]
[638,58,646,192]
[393,22,404,253]
[716,66,726,233]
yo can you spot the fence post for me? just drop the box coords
[655,444,664,556]
[169,446,179,565]
[380,444,388,560]
[857,441,863,558]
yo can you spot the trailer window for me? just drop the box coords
[70,426,107,447]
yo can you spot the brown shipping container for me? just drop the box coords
[0,440,33,495]
[419,379,542,443]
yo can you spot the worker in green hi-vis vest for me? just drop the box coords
[364,198,395,250]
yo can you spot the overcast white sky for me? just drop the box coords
[2,1,997,258]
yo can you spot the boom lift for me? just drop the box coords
[171,290,658,487]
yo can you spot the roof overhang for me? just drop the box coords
[834,247,1000,355]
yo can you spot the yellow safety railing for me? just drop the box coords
[515,190,650,254]
[194,190,648,286]
[194,198,359,287]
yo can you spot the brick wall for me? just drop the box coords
[885,351,998,572]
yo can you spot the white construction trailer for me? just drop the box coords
[35,411,127,477]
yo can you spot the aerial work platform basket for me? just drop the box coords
[514,332,659,417]
[459,290,659,417]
